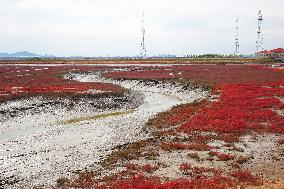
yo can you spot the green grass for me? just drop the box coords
[62,110,135,125]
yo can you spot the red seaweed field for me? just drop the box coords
[94,64,284,189]
[1,63,284,189]
[0,65,123,102]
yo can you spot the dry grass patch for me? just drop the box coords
[101,139,155,168]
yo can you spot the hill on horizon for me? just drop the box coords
[0,51,41,58]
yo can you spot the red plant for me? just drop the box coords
[160,142,211,152]
[104,64,283,86]
[70,171,96,188]
[104,64,284,135]
[160,142,188,151]
[187,152,200,160]
[179,163,221,176]
[141,164,159,173]
[180,84,284,134]
[97,174,232,189]
[187,143,212,151]
[150,101,209,128]
[0,65,123,102]
[215,134,240,143]
[179,163,192,172]
[209,151,235,161]
[277,138,284,145]
[231,170,261,185]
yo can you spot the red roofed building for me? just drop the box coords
[256,48,284,59]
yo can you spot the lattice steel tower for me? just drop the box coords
[234,17,240,56]
[256,10,264,53]
[140,11,147,58]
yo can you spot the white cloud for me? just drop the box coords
[0,0,283,56]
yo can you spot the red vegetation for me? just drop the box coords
[277,138,284,145]
[215,134,240,143]
[231,170,261,185]
[235,156,250,164]
[149,100,209,129]
[69,171,96,188]
[104,65,283,86]
[180,84,284,134]
[105,64,284,135]
[208,151,235,161]
[0,65,123,102]
[160,142,211,152]
[187,152,200,160]
[179,163,219,176]
[93,64,281,188]
[191,133,240,144]
[179,163,192,172]
[97,174,232,189]
[4,64,281,188]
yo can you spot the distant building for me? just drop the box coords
[256,48,284,59]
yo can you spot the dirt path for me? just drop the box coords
[0,68,208,188]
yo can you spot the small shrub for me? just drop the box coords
[70,171,96,188]
[277,138,284,145]
[179,163,192,172]
[231,170,261,185]
[208,151,235,161]
[56,177,70,187]
[187,152,200,161]
[160,142,211,152]
[236,156,250,164]
[101,140,148,167]
[141,164,159,173]
[142,150,160,160]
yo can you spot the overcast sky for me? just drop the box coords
[0,0,283,56]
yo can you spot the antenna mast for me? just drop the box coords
[140,11,147,58]
[234,17,240,56]
[256,10,264,53]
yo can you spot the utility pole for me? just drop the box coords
[256,10,264,53]
[140,11,147,58]
[234,17,240,56]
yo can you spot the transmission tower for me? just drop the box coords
[256,10,264,53]
[140,11,147,58]
[234,17,240,56]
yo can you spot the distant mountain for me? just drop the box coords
[0,51,41,58]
